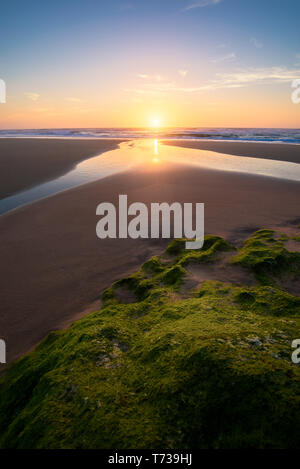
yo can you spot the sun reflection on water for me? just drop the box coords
[152,139,160,163]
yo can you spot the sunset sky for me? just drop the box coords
[0,0,300,128]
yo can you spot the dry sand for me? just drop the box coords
[0,140,299,363]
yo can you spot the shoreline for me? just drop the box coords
[163,139,300,164]
[0,137,299,203]
[0,138,124,199]
[0,135,300,147]
[0,139,299,219]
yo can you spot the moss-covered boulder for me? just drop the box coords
[0,230,299,449]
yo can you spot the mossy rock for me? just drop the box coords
[231,229,300,284]
[1,229,300,449]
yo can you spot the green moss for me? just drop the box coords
[101,286,117,305]
[166,236,233,263]
[178,236,234,266]
[142,256,164,275]
[165,238,187,255]
[0,230,300,449]
[233,285,300,316]
[159,264,186,287]
[231,229,300,284]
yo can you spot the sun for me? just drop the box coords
[149,117,162,128]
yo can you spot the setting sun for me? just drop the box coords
[151,118,161,128]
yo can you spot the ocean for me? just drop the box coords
[0,127,300,144]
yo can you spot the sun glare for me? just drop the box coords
[150,117,162,128]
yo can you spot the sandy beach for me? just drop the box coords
[0,138,124,199]
[163,139,300,164]
[0,139,300,363]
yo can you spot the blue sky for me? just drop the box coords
[0,0,300,128]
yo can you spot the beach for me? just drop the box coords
[0,138,124,199]
[0,138,300,363]
[2,0,300,449]
[163,139,300,164]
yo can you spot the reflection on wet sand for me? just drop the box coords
[1,139,300,215]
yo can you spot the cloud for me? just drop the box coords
[211,52,236,63]
[137,74,165,82]
[184,0,222,11]
[178,69,188,77]
[126,67,300,95]
[188,67,300,92]
[216,67,300,87]
[24,92,40,101]
[250,37,263,49]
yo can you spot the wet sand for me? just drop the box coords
[0,140,300,363]
[163,140,300,164]
[0,139,299,202]
[0,138,124,199]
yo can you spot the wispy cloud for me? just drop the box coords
[178,69,188,77]
[250,37,263,49]
[211,52,236,63]
[215,67,300,87]
[184,0,222,11]
[24,92,40,101]
[127,67,300,96]
[190,67,300,92]
[137,74,165,82]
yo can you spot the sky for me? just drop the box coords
[0,0,300,128]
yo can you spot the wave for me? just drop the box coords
[0,127,300,144]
